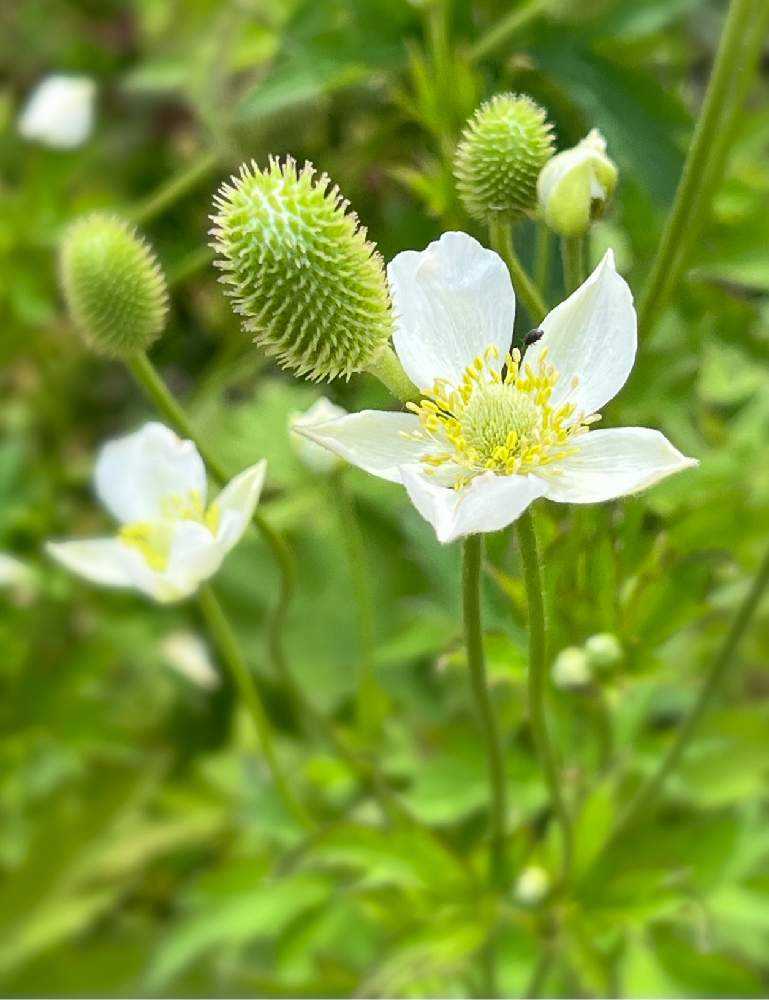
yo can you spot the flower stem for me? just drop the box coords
[468,0,556,63]
[534,224,552,295]
[516,508,572,882]
[365,346,420,403]
[125,351,297,704]
[331,471,382,740]
[197,584,312,829]
[488,217,548,326]
[130,151,219,226]
[462,536,508,886]
[607,539,769,849]
[637,0,769,340]
[560,235,585,294]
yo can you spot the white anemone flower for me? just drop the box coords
[289,397,348,474]
[18,74,96,150]
[47,422,265,603]
[298,232,696,544]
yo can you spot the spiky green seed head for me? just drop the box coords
[59,214,168,358]
[210,157,394,382]
[454,93,555,222]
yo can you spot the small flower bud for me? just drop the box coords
[584,632,623,673]
[537,128,618,237]
[514,865,550,905]
[59,214,169,357]
[211,157,394,382]
[290,397,348,474]
[551,645,592,690]
[454,93,555,222]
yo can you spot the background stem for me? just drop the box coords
[560,235,586,294]
[516,509,572,882]
[130,151,219,226]
[488,217,548,325]
[197,584,312,829]
[606,539,769,848]
[637,0,769,339]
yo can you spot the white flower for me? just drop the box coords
[290,397,348,474]
[162,630,219,689]
[552,646,592,690]
[297,232,696,543]
[537,129,618,237]
[47,422,265,603]
[18,75,96,150]
[585,632,623,671]
[514,865,550,904]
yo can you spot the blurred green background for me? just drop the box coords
[2,0,769,996]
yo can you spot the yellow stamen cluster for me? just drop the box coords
[405,346,598,490]
[119,491,221,571]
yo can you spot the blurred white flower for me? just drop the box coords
[552,645,591,690]
[290,397,348,474]
[162,630,219,689]
[514,865,550,904]
[18,74,96,149]
[537,129,618,237]
[0,553,35,603]
[299,232,696,543]
[47,422,265,603]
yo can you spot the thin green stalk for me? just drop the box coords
[560,235,585,294]
[130,151,219,226]
[488,217,548,326]
[468,0,555,64]
[534,224,552,296]
[607,539,769,848]
[637,0,768,339]
[463,536,508,886]
[197,584,312,829]
[516,509,572,882]
[332,471,381,740]
[125,351,297,706]
[365,346,420,403]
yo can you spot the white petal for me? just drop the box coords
[400,467,546,543]
[297,410,434,484]
[212,460,266,551]
[94,422,206,525]
[290,398,348,474]
[46,538,135,587]
[129,522,225,604]
[535,427,697,504]
[389,232,515,390]
[525,250,636,416]
[18,75,96,150]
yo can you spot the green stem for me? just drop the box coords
[637,0,768,339]
[607,539,769,848]
[332,471,381,739]
[365,345,420,403]
[462,536,508,886]
[468,0,555,63]
[125,351,298,704]
[488,217,548,326]
[516,509,572,882]
[534,224,551,296]
[560,235,586,295]
[197,584,312,829]
[130,151,219,226]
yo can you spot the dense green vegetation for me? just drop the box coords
[2,1,769,996]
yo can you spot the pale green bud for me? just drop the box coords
[210,157,394,382]
[551,645,592,690]
[584,632,623,672]
[537,128,618,237]
[59,214,168,357]
[514,865,550,905]
[454,93,555,222]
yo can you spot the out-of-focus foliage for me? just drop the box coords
[1,0,769,996]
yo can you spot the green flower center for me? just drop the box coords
[459,383,539,458]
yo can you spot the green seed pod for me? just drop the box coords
[59,214,168,357]
[210,157,394,382]
[454,93,555,222]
